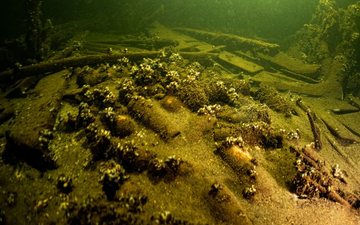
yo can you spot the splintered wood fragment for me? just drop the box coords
[301,146,322,170]
[218,51,264,74]
[296,98,309,112]
[296,99,322,150]
[305,176,351,208]
[301,145,330,176]
[307,111,322,150]
[328,190,352,208]
[291,146,352,208]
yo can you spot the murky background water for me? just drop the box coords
[0,0,346,41]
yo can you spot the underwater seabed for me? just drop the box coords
[0,22,360,225]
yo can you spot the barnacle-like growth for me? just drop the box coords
[77,102,95,127]
[252,86,297,117]
[84,87,116,109]
[85,123,113,160]
[148,155,185,182]
[100,160,129,200]
[176,80,208,111]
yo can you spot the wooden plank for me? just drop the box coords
[218,51,264,74]
[258,52,320,77]
[175,27,280,53]
[252,70,301,83]
[149,22,215,53]
[0,52,161,83]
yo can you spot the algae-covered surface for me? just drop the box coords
[1,1,360,225]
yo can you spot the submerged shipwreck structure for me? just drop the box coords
[0,0,360,224]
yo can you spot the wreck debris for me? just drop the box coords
[1,16,360,224]
[218,51,264,74]
[321,118,356,146]
[76,65,112,87]
[0,52,160,83]
[0,50,216,84]
[176,27,279,54]
[330,108,360,115]
[291,145,359,208]
[324,134,355,167]
[151,210,197,225]
[307,110,322,150]
[346,95,360,110]
[296,99,322,150]
[331,164,347,184]
[258,52,320,77]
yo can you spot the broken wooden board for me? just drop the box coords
[251,70,302,84]
[258,52,320,77]
[218,51,264,74]
[3,70,69,171]
[234,50,260,62]
[334,112,360,139]
[149,22,216,53]
[175,27,280,53]
[0,50,220,84]
[250,58,343,98]
[251,67,320,84]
